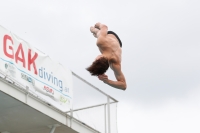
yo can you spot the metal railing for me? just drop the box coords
[71,72,118,133]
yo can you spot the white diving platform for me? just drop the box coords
[0,71,118,133]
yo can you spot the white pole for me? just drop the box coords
[105,104,107,133]
[107,97,110,133]
[70,109,73,128]
[50,126,56,133]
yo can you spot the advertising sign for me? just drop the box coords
[0,25,73,112]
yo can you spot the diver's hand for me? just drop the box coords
[98,74,109,83]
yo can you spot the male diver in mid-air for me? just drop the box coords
[86,22,127,90]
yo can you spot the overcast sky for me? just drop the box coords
[0,0,200,133]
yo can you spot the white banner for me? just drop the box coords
[0,25,73,112]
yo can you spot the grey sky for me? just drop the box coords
[0,0,200,132]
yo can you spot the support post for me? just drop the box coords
[70,109,73,128]
[48,124,60,133]
[107,97,110,133]
[104,104,107,133]
[25,86,29,104]
[50,126,56,133]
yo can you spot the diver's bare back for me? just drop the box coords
[88,22,127,90]
[97,34,122,67]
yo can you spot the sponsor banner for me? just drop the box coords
[0,25,73,112]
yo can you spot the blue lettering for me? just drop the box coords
[39,67,43,78]
[43,68,46,79]
[45,72,51,81]
[38,67,63,89]
[54,77,58,86]
[59,80,63,89]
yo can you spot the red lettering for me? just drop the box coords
[15,44,25,68]
[28,49,38,75]
[3,35,38,75]
[44,86,54,94]
[3,35,14,59]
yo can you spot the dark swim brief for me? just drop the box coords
[107,31,122,47]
